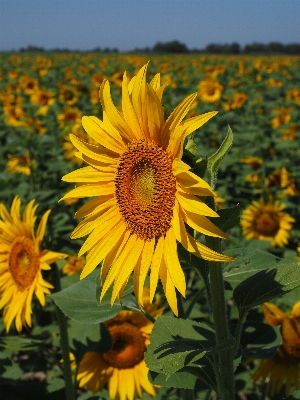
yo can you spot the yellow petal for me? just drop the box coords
[181,207,228,239]
[160,259,178,316]
[164,228,186,297]
[60,183,115,202]
[100,234,137,301]
[80,221,127,279]
[70,134,119,163]
[62,166,115,183]
[176,192,219,217]
[100,80,133,142]
[161,93,197,148]
[138,238,155,305]
[150,235,164,302]
[82,116,125,153]
[122,72,144,140]
[262,302,287,326]
[111,237,144,305]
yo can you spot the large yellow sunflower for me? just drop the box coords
[241,199,295,247]
[0,196,67,332]
[61,64,233,315]
[77,288,163,399]
[252,302,300,397]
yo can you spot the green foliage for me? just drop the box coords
[234,261,300,311]
[207,126,233,189]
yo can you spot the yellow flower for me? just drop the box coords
[267,167,298,197]
[30,89,56,115]
[252,302,300,397]
[198,77,223,103]
[7,152,33,176]
[241,199,295,247]
[0,196,67,332]
[62,255,85,276]
[271,108,291,129]
[59,85,78,106]
[240,157,263,170]
[57,107,82,127]
[61,64,233,315]
[77,288,163,399]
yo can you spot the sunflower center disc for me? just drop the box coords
[255,212,280,236]
[9,236,40,290]
[103,322,146,368]
[115,140,176,240]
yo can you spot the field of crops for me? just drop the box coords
[0,52,300,400]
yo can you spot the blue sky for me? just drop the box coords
[0,0,300,51]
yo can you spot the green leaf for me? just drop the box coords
[50,270,122,323]
[145,316,215,379]
[207,125,233,188]
[0,336,43,352]
[46,378,65,393]
[213,205,240,232]
[223,245,278,290]
[233,261,300,311]
[286,391,300,399]
[239,322,281,359]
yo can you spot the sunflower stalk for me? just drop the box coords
[52,263,75,400]
[205,197,235,400]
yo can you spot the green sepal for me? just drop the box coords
[207,125,233,188]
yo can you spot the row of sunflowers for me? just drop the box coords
[0,53,300,400]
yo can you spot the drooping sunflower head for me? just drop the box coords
[0,196,67,332]
[61,63,234,315]
[252,302,300,397]
[241,199,295,247]
[77,287,163,399]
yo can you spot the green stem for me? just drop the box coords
[205,197,235,400]
[52,263,75,400]
[233,310,248,357]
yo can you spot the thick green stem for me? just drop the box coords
[205,197,235,399]
[52,263,75,400]
[207,238,235,399]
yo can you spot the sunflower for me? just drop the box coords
[252,301,300,397]
[7,152,33,176]
[77,287,163,399]
[62,255,85,276]
[198,77,223,103]
[61,64,233,315]
[57,107,82,127]
[0,196,67,332]
[240,157,263,170]
[267,167,298,197]
[271,107,291,129]
[241,199,295,247]
[30,89,56,115]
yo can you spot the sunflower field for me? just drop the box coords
[0,52,300,400]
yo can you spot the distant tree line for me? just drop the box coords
[17,40,300,54]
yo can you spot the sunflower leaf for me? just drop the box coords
[213,204,241,232]
[207,125,233,189]
[50,270,122,324]
[233,261,300,311]
[145,316,215,379]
